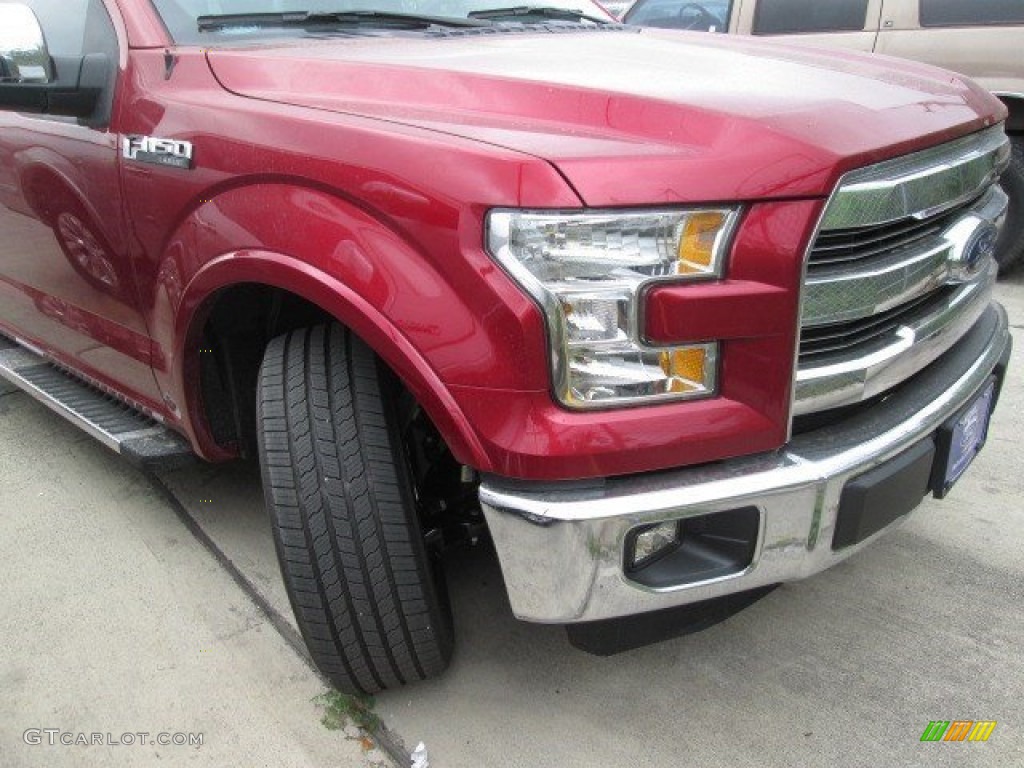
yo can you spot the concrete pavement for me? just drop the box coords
[2,277,1023,767]
[0,388,387,767]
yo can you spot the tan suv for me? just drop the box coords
[622,0,1024,271]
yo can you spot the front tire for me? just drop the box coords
[996,135,1024,274]
[257,324,453,694]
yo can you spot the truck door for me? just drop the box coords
[876,0,1024,92]
[0,0,164,407]
[734,0,883,51]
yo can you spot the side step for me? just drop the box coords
[0,343,193,469]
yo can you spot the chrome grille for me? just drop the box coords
[794,126,1010,417]
[809,198,976,267]
[798,287,954,363]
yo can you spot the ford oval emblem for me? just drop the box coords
[963,221,999,273]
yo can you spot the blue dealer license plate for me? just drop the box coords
[936,379,995,497]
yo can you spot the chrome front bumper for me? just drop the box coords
[479,304,1010,624]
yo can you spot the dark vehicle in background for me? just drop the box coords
[623,0,1024,272]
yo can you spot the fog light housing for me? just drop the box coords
[625,507,761,589]
[628,521,681,570]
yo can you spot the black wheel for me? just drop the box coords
[257,323,454,694]
[996,135,1024,274]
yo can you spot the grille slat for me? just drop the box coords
[799,289,952,362]
[809,198,975,268]
[811,223,945,265]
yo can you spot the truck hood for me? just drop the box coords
[205,28,1003,206]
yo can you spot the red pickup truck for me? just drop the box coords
[0,0,1013,695]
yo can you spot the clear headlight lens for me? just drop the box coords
[487,208,738,408]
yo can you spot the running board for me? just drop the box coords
[0,344,193,469]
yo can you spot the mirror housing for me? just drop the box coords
[0,4,53,82]
[0,4,101,118]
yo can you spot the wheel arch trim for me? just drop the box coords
[173,250,493,471]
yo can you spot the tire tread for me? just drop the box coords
[257,324,452,694]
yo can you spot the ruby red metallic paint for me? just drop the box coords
[0,0,1008,481]
[204,31,1002,205]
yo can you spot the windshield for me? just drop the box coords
[151,0,615,43]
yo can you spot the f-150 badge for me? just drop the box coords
[122,135,194,170]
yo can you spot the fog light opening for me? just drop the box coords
[628,521,682,571]
[625,507,761,589]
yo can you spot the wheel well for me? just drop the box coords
[195,283,482,549]
[998,94,1024,134]
[197,284,332,457]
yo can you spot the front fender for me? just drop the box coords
[174,249,492,469]
[153,181,545,470]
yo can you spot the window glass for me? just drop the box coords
[920,0,1024,27]
[753,0,869,35]
[624,0,733,32]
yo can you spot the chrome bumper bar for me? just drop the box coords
[479,304,1010,624]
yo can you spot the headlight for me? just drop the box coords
[487,208,739,408]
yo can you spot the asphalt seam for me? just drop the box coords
[145,469,411,768]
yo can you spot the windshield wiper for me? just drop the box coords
[197,10,490,32]
[467,6,610,23]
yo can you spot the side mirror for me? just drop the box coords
[0,3,101,118]
[0,5,54,83]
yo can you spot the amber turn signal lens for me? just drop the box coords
[659,347,708,392]
[678,211,727,274]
